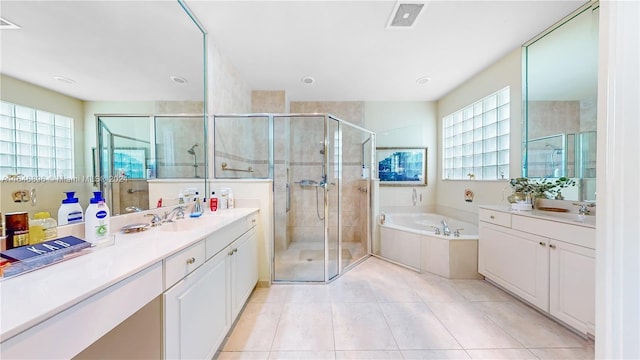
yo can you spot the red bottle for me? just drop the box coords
[209,191,218,211]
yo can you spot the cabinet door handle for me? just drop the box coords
[233,248,238,254]
[228,250,234,256]
[549,244,556,249]
[490,215,495,219]
[539,241,546,246]
[186,257,196,264]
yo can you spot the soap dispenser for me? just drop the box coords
[84,191,110,244]
[58,191,84,225]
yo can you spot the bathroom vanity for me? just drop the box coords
[478,205,595,336]
[0,208,259,359]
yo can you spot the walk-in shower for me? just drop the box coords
[214,113,376,283]
[96,114,205,214]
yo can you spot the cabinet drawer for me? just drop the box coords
[206,217,248,260]
[512,215,595,249]
[246,213,257,230]
[479,208,511,228]
[165,241,206,289]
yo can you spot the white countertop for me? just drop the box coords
[479,204,596,228]
[0,207,258,342]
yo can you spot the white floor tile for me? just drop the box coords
[476,301,588,348]
[379,302,461,350]
[401,349,471,359]
[268,350,336,359]
[427,301,523,349]
[223,303,283,352]
[271,302,335,351]
[335,350,404,359]
[332,302,398,351]
[466,348,538,359]
[225,257,594,360]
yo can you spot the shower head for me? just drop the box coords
[187,143,198,155]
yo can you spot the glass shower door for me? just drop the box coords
[273,115,329,282]
[326,116,340,281]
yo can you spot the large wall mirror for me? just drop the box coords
[0,1,206,218]
[523,2,598,202]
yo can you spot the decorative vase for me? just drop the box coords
[507,191,526,203]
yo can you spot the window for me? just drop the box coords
[442,87,510,180]
[0,101,74,178]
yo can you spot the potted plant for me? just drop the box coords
[508,177,576,202]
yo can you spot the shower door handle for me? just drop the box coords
[286,183,291,213]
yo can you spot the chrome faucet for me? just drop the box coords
[163,206,186,222]
[573,202,595,215]
[144,213,162,227]
[441,219,451,236]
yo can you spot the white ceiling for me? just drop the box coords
[186,0,589,102]
[0,0,588,103]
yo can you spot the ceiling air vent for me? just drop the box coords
[386,2,427,28]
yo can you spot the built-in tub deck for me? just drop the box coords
[379,212,482,279]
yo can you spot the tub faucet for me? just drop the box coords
[441,219,451,236]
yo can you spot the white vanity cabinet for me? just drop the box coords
[478,207,595,336]
[164,249,227,360]
[228,226,258,320]
[548,239,595,335]
[163,212,258,359]
[478,221,549,310]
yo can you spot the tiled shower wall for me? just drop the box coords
[288,102,369,246]
[527,98,596,180]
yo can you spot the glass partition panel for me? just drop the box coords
[213,115,270,179]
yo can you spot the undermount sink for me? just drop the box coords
[158,218,201,232]
[531,210,596,225]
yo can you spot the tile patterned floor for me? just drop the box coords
[216,257,594,360]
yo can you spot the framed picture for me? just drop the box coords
[376,147,427,186]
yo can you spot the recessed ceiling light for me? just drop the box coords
[53,76,75,84]
[301,76,315,85]
[416,76,431,85]
[170,75,188,85]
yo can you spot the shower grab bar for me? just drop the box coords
[295,179,319,187]
[286,183,291,213]
[127,188,148,194]
[221,162,253,172]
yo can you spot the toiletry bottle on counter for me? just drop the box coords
[227,188,235,209]
[29,212,57,244]
[84,191,110,244]
[219,189,228,210]
[58,191,83,225]
[190,193,203,218]
[210,191,218,212]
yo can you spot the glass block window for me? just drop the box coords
[442,87,510,180]
[0,101,74,178]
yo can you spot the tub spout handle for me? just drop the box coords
[454,228,464,237]
[429,226,441,235]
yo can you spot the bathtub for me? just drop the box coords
[379,212,482,279]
